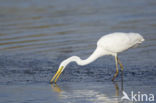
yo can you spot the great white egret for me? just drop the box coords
[50,32,144,84]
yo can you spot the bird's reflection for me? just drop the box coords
[50,71,125,103]
[112,70,124,103]
[51,83,62,93]
[113,70,124,95]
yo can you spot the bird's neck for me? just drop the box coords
[61,47,105,68]
[76,47,102,66]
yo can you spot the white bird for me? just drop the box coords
[50,32,144,84]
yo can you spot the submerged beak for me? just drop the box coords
[50,66,64,84]
[51,84,62,93]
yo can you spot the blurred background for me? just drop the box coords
[0,0,156,84]
[0,0,156,103]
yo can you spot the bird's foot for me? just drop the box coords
[112,78,115,81]
[112,74,118,81]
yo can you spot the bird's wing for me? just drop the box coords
[98,33,131,53]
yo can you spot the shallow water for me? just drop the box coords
[1,81,156,103]
[0,0,156,103]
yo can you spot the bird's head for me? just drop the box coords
[50,56,80,83]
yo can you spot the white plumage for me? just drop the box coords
[97,32,144,55]
[50,32,144,83]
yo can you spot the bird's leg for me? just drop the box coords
[118,58,124,91]
[112,55,119,81]
[117,57,124,71]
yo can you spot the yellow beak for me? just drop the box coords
[50,66,64,84]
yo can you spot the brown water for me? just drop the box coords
[0,0,156,103]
